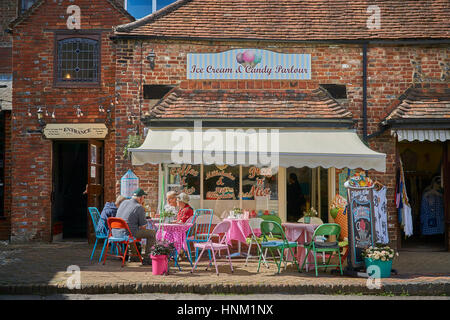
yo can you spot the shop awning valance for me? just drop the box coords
[392,129,450,142]
[130,128,386,172]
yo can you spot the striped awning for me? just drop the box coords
[392,129,450,142]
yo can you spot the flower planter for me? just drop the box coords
[304,217,311,224]
[364,257,392,278]
[150,254,168,275]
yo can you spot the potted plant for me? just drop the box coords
[362,244,398,278]
[149,240,176,275]
[302,207,318,224]
[159,209,176,223]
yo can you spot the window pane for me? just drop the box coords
[57,37,99,83]
[167,164,200,197]
[242,166,279,214]
[204,165,239,200]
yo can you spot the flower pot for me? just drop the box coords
[364,257,392,278]
[150,254,168,275]
[304,217,311,224]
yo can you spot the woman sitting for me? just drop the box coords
[174,192,194,224]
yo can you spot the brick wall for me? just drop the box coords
[115,39,449,249]
[10,0,131,242]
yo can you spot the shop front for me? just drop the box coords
[130,124,386,223]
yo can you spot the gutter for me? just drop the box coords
[362,42,368,141]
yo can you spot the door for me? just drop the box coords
[87,140,104,243]
[445,142,450,251]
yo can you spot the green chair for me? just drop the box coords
[257,221,300,274]
[300,223,343,276]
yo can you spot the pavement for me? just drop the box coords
[0,240,449,296]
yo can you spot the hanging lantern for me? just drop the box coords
[120,169,139,199]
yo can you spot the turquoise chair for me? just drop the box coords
[88,207,109,262]
[185,209,214,266]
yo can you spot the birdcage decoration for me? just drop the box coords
[120,169,139,198]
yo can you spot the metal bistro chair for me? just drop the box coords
[257,220,300,274]
[191,220,234,276]
[301,223,343,277]
[185,209,214,266]
[88,207,110,262]
[103,217,143,267]
[244,218,269,268]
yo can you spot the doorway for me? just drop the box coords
[52,141,88,240]
[399,141,447,251]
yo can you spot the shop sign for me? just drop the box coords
[168,164,199,196]
[43,123,108,139]
[187,49,311,80]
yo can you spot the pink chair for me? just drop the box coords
[190,220,233,276]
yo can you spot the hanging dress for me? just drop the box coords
[373,186,389,244]
[420,190,445,235]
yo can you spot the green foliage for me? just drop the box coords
[123,134,142,159]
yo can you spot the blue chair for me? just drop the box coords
[185,209,214,266]
[88,207,109,262]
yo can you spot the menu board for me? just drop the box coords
[242,166,278,200]
[347,187,376,268]
[204,165,240,200]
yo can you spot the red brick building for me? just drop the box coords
[112,0,449,253]
[8,0,132,242]
[5,0,450,259]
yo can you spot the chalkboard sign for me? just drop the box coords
[346,186,376,268]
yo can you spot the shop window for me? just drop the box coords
[165,164,201,209]
[204,165,239,200]
[54,35,100,87]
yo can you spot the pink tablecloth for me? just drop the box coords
[223,218,255,245]
[155,223,192,253]
[282,222,320,271]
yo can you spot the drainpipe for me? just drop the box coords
[362,42,368,142]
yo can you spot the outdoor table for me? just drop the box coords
[147,220,192,253]
[282,222,320,271]
[223,218,257,258]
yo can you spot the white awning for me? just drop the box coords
[130,128,386,172]
[392,129,450,142]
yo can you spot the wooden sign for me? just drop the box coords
[43,123,108,139]
[346,186,376,268]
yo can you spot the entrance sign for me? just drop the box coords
[187,49,311,80]
[346,186,376,269]
[43,123,108,139]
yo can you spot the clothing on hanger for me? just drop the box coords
[396,158,413,237]
[373,185,389,244]
[420,187,444,236]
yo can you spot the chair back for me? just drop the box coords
[260,220,286,241]
[248,217,264,230]
[107,217,133,238]
[260,215,282,225]
[88,207,107,236]
[312,223,341,240]
[187,209,214,240]
[209,220,231,243]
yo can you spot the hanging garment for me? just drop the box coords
[420,190,445,235]
[373,186,389,244]
[403,204,413,237]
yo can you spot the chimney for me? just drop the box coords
[152,0,157,13]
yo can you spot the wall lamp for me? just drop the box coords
[146,51,156,70]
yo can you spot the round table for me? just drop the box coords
[153,222,192,253]
[223,218,255,257]
[282,222,320,271]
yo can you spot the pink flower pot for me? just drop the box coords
[150,254,168,275]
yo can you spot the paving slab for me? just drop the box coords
[0,241,448,296]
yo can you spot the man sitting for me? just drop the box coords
[113,188,155,265]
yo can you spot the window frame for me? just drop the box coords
[53,33,102,88]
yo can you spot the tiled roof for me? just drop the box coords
[115,0,450,40]
[384,84,450,122]
[8,0,134,30]
[146,87,353,120]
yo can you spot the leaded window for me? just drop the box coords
[56,37,100,84]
